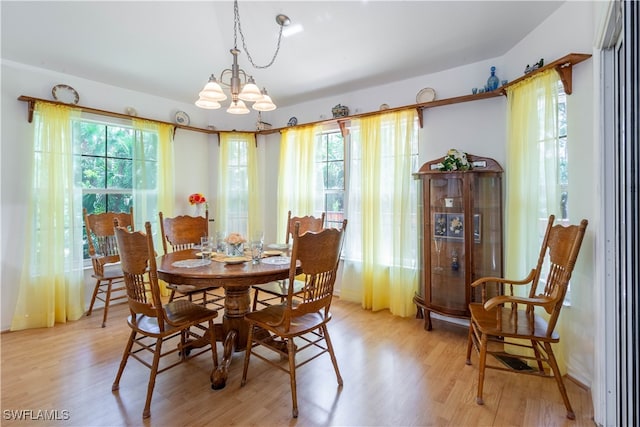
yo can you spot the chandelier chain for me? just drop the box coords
[233,0,284,70]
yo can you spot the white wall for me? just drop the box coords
[1,3,599,403]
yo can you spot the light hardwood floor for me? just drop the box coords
[1,295,594,427]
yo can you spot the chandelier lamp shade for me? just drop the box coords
[195,1,289,114]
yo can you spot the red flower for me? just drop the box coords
[188,193,206,205]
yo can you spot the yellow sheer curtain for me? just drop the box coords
[340,109,419,316]
[11,102,85,330]
[505,69,562,278]
[505,68,565,370]
[217,132,261,237]
[132,118,174,296]
[277,125,321,240]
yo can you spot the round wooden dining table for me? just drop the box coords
[156,248,299,390]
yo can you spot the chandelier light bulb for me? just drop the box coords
[227,99,250,114]
[238,76,263,102]
[252,88,276,111]
[195,98,222,109]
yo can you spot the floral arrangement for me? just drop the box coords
[188,193,207,205]
[436,149,471,171]
[449,216,463,235]
[225,232,246,245]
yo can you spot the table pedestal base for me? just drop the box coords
[210,286,251,389]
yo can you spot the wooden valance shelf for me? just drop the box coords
[259,52,591,134]
[18,53,591,137]
[16,95,218,135]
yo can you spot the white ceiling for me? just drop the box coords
[1,1,564,109]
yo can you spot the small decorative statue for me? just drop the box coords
[451,249,460,271]
[524,58,545,74]
[332,104,349,118]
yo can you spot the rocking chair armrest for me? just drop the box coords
[470,269,537,288]
[484,294,554,311]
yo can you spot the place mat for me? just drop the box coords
[171,259,212,268]
[261,256,291,265]
[211,255,251,263]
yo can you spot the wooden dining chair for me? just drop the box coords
[112,221,219,420]
[242,219,347,418]
[465,215,588,420]
[159,211,223,309]
[83,207,134,327]
[251,211,326,310]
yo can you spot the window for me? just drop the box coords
[315,130,345,228]
[73,119,158,259]
[224,139,249,234]
[557,89,568,220]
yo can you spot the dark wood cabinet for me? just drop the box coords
[413,154,503,330]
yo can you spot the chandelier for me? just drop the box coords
[195,0,289,114]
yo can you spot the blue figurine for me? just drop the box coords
[487,66,500,91]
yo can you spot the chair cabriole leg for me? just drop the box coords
[87,279,101,316]
[465,321,475,365]
[544,342,576,420]
[240,325,254,387]
[142,337,163,419]
[476,333,488,405]
[112,330,136,391]
[287,337,298,418]
[101,279,114,327]
[322,324,343,386]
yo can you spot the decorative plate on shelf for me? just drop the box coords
[175,111,190,126]
[52,84,79,105]
[287,116,298,126]
[125,107,138,116]
[416,87,436,104]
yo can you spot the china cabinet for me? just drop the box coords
[413,154,503,330]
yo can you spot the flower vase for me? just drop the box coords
[227,243,244,257]
[193,203,205,217]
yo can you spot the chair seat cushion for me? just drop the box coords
[245,304,331,338]
[129,300,217,335]
[469,303,559,341]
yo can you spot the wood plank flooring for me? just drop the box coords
[1,296,594,426]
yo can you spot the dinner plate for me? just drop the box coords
[175,110,190,126]
[172,259,211,268]
[267,243,289,250]
[52,84,79,105]
[416,87,436,104]
[261,256,290,265]
[263,250,282,257]
[223,256,248,265]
